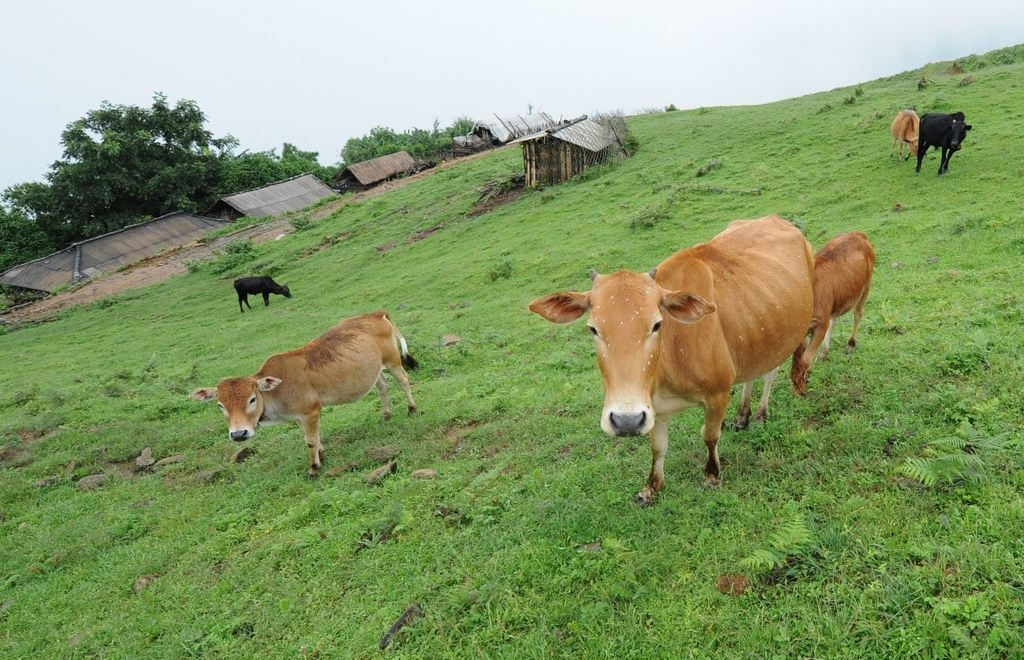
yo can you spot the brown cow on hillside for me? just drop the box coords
[890,110,920,161]
[190,311,418,477]
[790,231,876,395]
[529,215,813,504]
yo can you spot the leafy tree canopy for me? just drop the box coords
[0,205,53,272]
[221,143,339,194]
[341,116,475,165]
[5,93,236,245]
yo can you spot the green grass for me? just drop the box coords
[3,44,1024,657]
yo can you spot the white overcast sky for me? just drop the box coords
[1,0,1022,192]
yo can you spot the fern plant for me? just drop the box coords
[899,422,1015,487]
[739,510,812,573]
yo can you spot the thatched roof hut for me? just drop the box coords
[514,118,622,188]
[335,151,416,191]
[0,212,226,293]
[206,173,336,221]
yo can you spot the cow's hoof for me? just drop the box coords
[754,410,767,424]
[732,416,750,431]
[633,491,655,508]
[307,470,320,480]
[408,406,417,415]
[702,475,722,489]
[382,411,392,421]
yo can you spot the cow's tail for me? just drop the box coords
[384,312,419,370]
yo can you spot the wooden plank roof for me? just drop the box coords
[339,151,416,186]
[209,173,336,217]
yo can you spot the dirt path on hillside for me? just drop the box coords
[1,148,505,325]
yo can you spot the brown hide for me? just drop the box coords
[791,232,876,394]
[890,110,920,159]
[530,215,814,502]
[190,311,417,476]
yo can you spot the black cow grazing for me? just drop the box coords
[234,276,292,313]
[916,112,972,175]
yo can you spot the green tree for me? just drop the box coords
[220,144,339,194]
[7,93,236,245]
[340,116,478,165]
[0,205,54,271]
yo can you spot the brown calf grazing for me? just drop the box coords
[790,231,876,396]
[190,311,417,477]
[890,110,920,161]
[529,215,813,504]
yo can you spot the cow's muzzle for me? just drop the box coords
[609,411,648,436]
[229,429,252,442]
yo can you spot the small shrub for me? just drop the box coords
[698,107,710,115]
[696,158,722,177]
[739,509,812,574]
[210,240,257,275]
[818,103,834,113]
[665,103,678,112]
[959,75,974,87]
[899,423,1016,488]
[854,86,864,97]
[290,217,313,232]
[488,260,513,281]
[843,95,857,105]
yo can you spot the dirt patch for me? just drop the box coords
[376,241,397,253]
[467,186,524,217]
[16,429,54,444]
[441,421,482,458]
[409,226,442,242]
[0,446,30,468]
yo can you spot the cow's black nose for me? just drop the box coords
[230,430,249,441]
[609,411,647,436]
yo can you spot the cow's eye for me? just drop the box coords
[652,320,662,333]
[248,396,257,405]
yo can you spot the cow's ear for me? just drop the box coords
[257,376,282,391]
[190,387,217,402]
[660,290,716,324]
[964,124,972,131]
[529,291,590,324]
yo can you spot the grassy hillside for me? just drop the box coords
[3,44,1024,657]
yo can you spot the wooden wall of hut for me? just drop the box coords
[523,137,610,187]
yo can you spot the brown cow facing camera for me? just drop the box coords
[530,215,813,504]
[790,231,876,395]
[190,311,418,477]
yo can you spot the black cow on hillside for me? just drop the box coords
[916,112,972,175]
[234,276,292,313]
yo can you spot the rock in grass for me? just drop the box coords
[135,448,155,471]
[365,446,399,463]
[440,334,461,347]
[35,475,63,488]
[364,461,397,484]
[75,474,108,491]
[132,575,157,594]
[410,468,437,480]
[380,603,423,650]
[153,455,185,469]
[232,446,255,464]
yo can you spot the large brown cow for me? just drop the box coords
[190,311,417,477]
[790,231,876,395]
[890,109,920,161]
[529,216,813,504]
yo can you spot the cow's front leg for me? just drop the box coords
[635,416,671,507]
[701,393,730,488]
[300,408,324,478]
[938,147,949,175]
[263,292,271,306]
